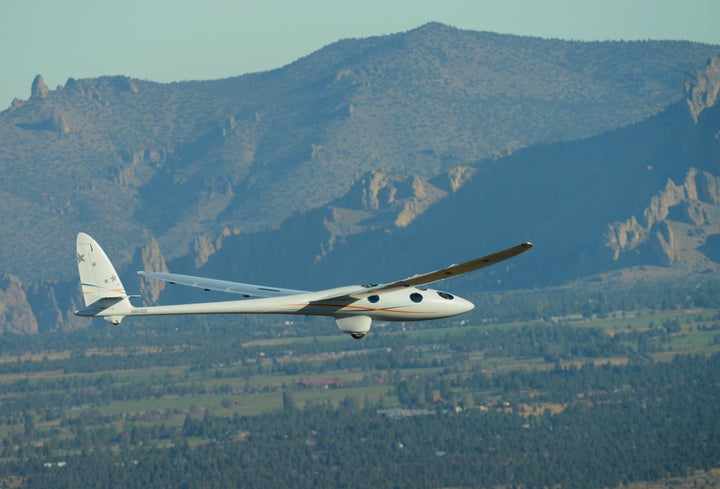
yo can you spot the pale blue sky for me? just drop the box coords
[2,0,719,107]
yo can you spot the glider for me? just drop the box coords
[75,232,532,339]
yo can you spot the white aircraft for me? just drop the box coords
[75,232,532,339]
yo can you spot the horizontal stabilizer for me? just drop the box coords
[75,296,126,316]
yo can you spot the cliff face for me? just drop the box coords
[604,59,720,269]
[316,167,471,262]
[686,57,720,123]
[0,274,38,334]
[604,168,720,267]
[135,238,170,303]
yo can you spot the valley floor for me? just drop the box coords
[0,306,718,488]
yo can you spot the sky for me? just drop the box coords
[2,0,720,107]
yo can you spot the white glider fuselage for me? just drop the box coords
[97,285,474,322]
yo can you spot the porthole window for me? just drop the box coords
[437,291,454,300]
[368,295,380,303]
[410,292,423,303]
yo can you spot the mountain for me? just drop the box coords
[193,60,720,292]
[0,23,719,333]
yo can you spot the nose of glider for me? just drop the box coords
[452,295,474,315]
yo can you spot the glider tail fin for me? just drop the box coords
[75,232,133,324]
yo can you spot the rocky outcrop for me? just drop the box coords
[360,172,394,211]
[136,239,169,304]
[394,176,447,227]
[115,147,173,187]
[64,77,85,96]
[353,167,474,223]
[605,168,720,265]
[0,274,38,334]
[31,74,49,99]
[315,166,477,261]
[343,170,449,222]
[313,171,445,261]
[698,171,720,203]
[651,221,677,265]
[351,171,446,222]
[194,235,217,268]
[193,227,241,268]
[686,57,720,123]
[446,166,476,193]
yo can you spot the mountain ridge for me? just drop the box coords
[1,23,720,332]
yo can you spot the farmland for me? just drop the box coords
[0,304,718,487]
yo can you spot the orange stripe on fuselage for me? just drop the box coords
[284,302,437,315]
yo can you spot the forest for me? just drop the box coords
[0,280,718,488]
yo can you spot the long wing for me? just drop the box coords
[139,242,532,301]
[355,242,533,296]
[138,271,309,298]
